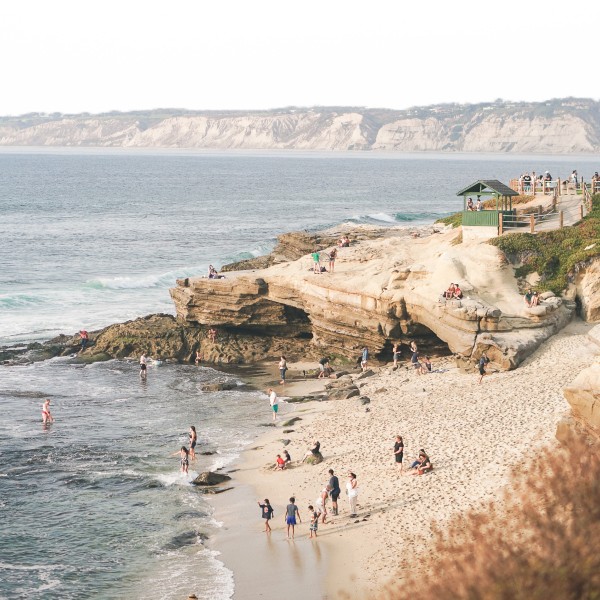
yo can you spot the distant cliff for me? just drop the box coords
[2,98,600,153]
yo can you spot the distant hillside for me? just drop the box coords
[1,98,600,152]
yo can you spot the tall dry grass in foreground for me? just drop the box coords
[381,439,600,600]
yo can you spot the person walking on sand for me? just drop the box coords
[278,356,287,385]
[41,399,54,424]
[189,426,198,460]
[285,497,301,539]
[393,435,404,471]
[139,352,148,379]
[478,352,490,384]
[328,469,341,516]
[258,499,274,533]
[308,504,319,538]
[346,472,359,517]
[268,388,279,421]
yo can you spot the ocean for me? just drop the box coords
[1,149,598,599]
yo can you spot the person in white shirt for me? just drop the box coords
[139,352,148,379]
[268,387,278,421]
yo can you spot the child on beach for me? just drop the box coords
[276,454,286,470]
[283,449,292,466]
[41,399,54,424]
[285,497,301,539]
[308,505,320,538]
[258,499,274,532]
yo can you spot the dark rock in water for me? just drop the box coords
[286,396,317,403]
[356,369,375,380]
[163,530,208,550]
[280,439,291,446]
[202,486,234,495]
[173,510,208,521]
[201,381,237,392]
[143,479,165,489]
[305,452,324,465]
[200,451,215,456]
[282,417,302,426]
[192,471,232,486]
[360,396,371,405]
[283,429,295,433]
[331,370,350,378]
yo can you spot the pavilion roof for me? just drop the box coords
[456,180,519,197]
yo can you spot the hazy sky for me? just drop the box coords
[1,0,598,115]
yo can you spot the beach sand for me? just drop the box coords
[210,320,599,599]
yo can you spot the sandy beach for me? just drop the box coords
[208,318,599,599]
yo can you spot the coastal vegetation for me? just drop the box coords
[490,193,600,293]
[384,437,600,600]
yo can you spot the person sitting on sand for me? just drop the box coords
[420,356,432,374]
[453,284,463,299]
[409,450,428,470]
[414,454,433,475]
[302,440,321,462]
[338,235,350,248]
[283,449,292,465]
[276,454,286,470]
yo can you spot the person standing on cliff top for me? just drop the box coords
[268,387,279,421]
[312,250,321,274]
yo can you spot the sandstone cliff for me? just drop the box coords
[170,225,577,370]
[2,99,600,152]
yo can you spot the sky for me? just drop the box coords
[1,0,598,115]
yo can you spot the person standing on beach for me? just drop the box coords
[278,356,287,385]
[268,388,279,421]
[139,352,148,379]
[41,399,54,424]
[189,426,197,460]
[392,343,401,369]
[328,469,341,516]
[315,484,331,523]
[393,435,404,471]
[285,497,301,539]
[361,347,369,371]
[258,499,274,533]
[308,505,319,538]
[346,472,359,517]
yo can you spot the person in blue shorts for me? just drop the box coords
[285,497,301,539]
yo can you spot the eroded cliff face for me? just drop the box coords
[2,99,600,152]
[170,225,575,369]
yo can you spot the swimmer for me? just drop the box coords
[189,426,197,460]
[41,399,54,424]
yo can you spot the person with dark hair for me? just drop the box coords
[346,472,359,517]
[393,435,404,470]
[308,504,320,538]
[278,356,287,384]
[328,469,341,515]
[139,352,148,379]
[189,426,197,460]
[172,446,190,475]
[479,352,490,384]
[258,499,274,532]
[283,449,292,465]
[302,440,321,462]
[285,497,301,539]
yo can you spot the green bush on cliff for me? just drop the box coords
[489,193,600,294]
[435,212,462,228]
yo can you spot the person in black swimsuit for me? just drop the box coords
[189,426,197,460]
[172,446,190,475]
[393,435,404,471]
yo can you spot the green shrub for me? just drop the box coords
[435,212,462,228]
[489,194,600,293]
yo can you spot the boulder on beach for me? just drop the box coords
[191,471,232,486]
[305,452,323,465]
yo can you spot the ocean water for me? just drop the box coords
[1,149,599,599]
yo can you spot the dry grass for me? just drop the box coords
[379,438,600,600]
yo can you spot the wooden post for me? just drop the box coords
[580,204,584,219]
[530,214,535,233]
[499,212,503,235]
[557,178,561,197]
[559,210,564,228]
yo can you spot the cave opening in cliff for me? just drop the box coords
[377,323,452,362]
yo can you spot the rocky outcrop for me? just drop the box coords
[170,225,577,371]
[557,326,600,445]
[192,472,232,486]
[3,99,600,152]
[573,258,600,322]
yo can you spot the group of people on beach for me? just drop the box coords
[258,468,359,539]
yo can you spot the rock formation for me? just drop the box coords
[170,224,578,371]
[2,99,600,153]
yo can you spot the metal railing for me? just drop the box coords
[500,210,562,234]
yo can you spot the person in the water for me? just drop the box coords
[41,399,54,424]
[189,426,197,460]
[172,446,190,474]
